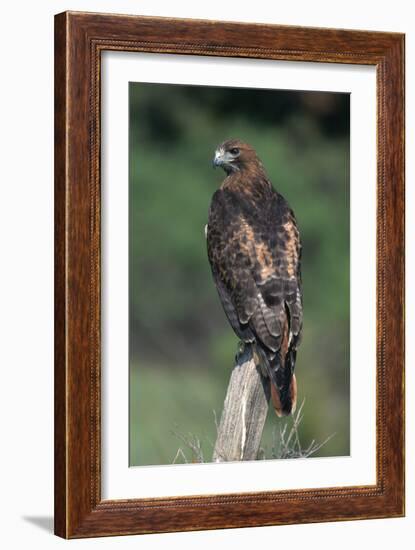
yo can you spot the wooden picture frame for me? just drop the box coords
[54,11,405,538]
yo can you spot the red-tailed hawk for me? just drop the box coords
[207,139,303,416]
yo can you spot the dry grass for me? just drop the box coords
[172,399,335,463]
[172,428,205,464]
[265,399,335,460]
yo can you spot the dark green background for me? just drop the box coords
[129,82,350,466]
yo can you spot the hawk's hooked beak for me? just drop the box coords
[213,148,224,168]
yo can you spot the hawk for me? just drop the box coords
[207,139,303,416]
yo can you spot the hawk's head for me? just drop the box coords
[213,139,262,175]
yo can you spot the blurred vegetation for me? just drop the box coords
[129,83,350,467]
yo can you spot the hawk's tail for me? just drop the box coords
[255,344,297,417]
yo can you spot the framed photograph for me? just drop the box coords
[54,11,405,538]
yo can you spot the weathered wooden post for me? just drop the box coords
[212,345,270,462]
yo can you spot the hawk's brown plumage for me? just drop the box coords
[207,139,303,416]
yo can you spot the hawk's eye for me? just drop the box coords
[230,147,240,156]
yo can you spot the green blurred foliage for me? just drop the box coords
[129,83,350,466]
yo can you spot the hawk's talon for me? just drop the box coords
[235,340,248,364]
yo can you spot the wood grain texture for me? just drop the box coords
[54,11,405,539]
[54,12,67,538]
[212,347,270,462]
